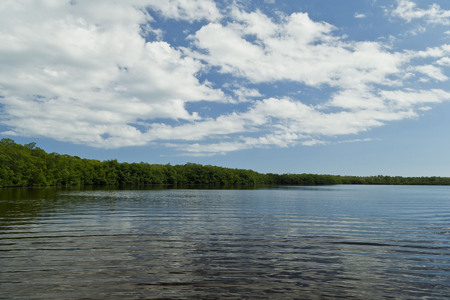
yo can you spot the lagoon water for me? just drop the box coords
[1,185,449,299]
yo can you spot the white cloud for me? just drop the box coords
[144,0,221,22]
[191,10,405,89]
[329,88,386,111]
[355,13,366,19]
[0,0,224,148]
[407,25,426,36]
[232,86,262,102]
[147,113,250,142]
[414,65,448,81]
[338,138,375,144]
[392,0,450,25]
[1,1,450,154]
[152,85,450,155]
[408,44,450,58]
[437,57,450,66]
[379,89,450,108]
[302,139,327,146]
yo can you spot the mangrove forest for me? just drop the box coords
[1,138,450,188]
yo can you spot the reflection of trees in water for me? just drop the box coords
[0,186,166,221]
[0,186,118,229]
[0,188,60,228]
[1,187,449,299]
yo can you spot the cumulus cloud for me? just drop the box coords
[1,0,450,154]
[392,0,450,24]
[414,65,448,81]
[437,57,450,66]
[144,0,221,21]
[191,9,404,89]
[0,0,224,148]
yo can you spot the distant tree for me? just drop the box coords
[1,139,450,188]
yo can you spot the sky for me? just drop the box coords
[1,0,450,176]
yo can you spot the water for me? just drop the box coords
[0,185,449,299]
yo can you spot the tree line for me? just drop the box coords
[1,138,450,188]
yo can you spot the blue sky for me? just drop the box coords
[1,0,450,176]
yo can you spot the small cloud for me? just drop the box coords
[302,139,327,146]
[233,86,262,102]
[354,13,366,19]
[414,65,448,81]
[391,0,450,25]
[408,25,426,35]
[147,0,221,22]
[437,57,450,66]
[338,138,375,144]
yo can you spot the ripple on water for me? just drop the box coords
[1,186,450,299]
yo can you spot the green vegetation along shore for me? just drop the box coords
[1,138,450,188]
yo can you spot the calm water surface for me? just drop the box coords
[0,185,449,299]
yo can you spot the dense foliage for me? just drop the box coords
[1,139,450,187]
[0,139,265,187]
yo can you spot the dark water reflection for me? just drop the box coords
[1,185,449,299]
